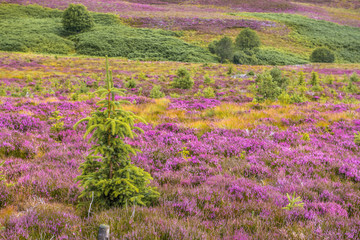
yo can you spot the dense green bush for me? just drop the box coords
[310,47,335,63]
[208,40,218,54]
[233,50,259,65]
[235,28,261,49]
[255,73,282,102]
[214,37,234,63]
[173,68,194,89]
[62,4,94,33]
[270,67,289,89]
[149,85,165,98]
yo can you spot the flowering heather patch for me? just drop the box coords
[0,52,360,238]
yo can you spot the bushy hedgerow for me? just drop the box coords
[310,47,335,63]
[72,26,216,62]
[62,4,94,33]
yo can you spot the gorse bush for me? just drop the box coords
[235,28,261,49]
[173,68,194,89]
[310,47,335,63]
[74,58,159,208]
[62,4,94,33]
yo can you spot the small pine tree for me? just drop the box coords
[125,78,137,89]
[270,67,288,89]
[204,74,214,85]
[255,73,281,102]
[173,68,194,89]
[235,28,261,49]
[310,71,320,86]
[62,4,94,33]
[203,86,216,98]
[74,57,159,208]
[149,85,165,99]
[345,81,359,94]
[298,71,306,86]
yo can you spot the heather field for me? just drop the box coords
[0,52,360,239]
[1,0,360,239]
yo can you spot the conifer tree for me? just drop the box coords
[298,71,306,86]
[74,57,159,208]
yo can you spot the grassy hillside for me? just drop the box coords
[0,4,216,62]
[232,12,360,63]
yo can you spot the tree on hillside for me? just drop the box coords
[310,47,335,63]
[235,28,261,50]
[62,4,94,33]
[214,36,234,63]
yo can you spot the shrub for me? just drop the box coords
[270,67,289,89]
[214,36,234,63]
[74,58,159,208]
[204,74,214,85]
[125,78,137,88]
[255,73,281,102]
[62,4,94,33]
[310,72,320,86]
[278,91,291,104]
[290,93,306,103]
[203,86,216,98]
[350,72,359,83]
[344,81,359,94]
[233,50,259,65]
[208,40,218,54]
[149,85,165,99]
[173,68,194,89]
[310,47,335,63]
[298,71,306,86]
[355,132,360,146]
[235,28,261,49]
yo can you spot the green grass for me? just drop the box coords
[0,4,216,62]
[71,26,215,62]
[231,12,360,63]
[256,48,308,65]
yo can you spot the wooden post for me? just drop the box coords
[98,224,110,240]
